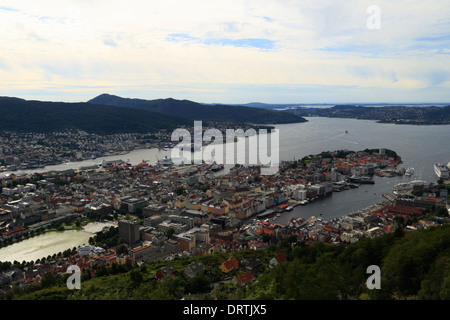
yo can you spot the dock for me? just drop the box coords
[382,193,396,202]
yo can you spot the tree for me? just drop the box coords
[175,187,184,196]
[393,216,405,228]
[186,274,210,294]
[116,245,128,256]
[40,272,58,288]
[436,207,448,217]
[166,228,176,238]
[134,207,144,219]
[129,269,144,286]
[95,265,107,277]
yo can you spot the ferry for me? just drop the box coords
[434,163,449,179]
[405,167,414,176]
[156,156,188,166]
[347,175,375,184]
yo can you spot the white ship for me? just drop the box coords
[156,155,188,166]
[434,163,449,179]
[393,180,427,194]
[405,167,414,176]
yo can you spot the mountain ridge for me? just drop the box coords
[0,96,192,134]
[88,93,307,124]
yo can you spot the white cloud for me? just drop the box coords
[0,0,449,103]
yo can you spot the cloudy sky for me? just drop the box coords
[1,0,449,104]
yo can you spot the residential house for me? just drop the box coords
[184,260,205,279]
[269,252,287,268]
[156,265,177,280]
[234,272,256,286]
[240,257,262,275]
[219,257,239,273]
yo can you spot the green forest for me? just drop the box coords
[5,224,450,300]
[88,93,307,125]
[0,95,305,135]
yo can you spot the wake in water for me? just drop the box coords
[323,132,360,145]
[297,130,360,146]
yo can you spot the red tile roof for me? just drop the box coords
[235,272,255,284]
[274,252,287,264]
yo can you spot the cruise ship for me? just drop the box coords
[434,163,449,179]
[393,180,427,194]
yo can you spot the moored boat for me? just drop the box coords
[434,163,449,179]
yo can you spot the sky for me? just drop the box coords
[0,0,450,104]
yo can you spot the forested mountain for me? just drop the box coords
[0,96,192,134]
[88,94,306,124]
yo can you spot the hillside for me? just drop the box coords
[0,97,192,134]
[88,94,307,124]
[8,224,450,301]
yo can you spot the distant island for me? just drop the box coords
[285,104,450,125]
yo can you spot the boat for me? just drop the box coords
[345,130,348,134]
[434,163,449,179]
[156,156,173,166]
[211,163,224,172]
[257,209,276,219]
[393,180,427,194]
[156,156,188,166]
[347,175,375,184]
[285,206,293,211]
[177,143,202,152]
[276,204,289,212]
[405,167,414,176]
[139,160,149,167]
